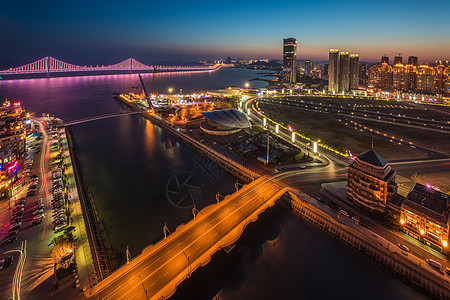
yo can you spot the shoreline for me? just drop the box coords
[65,125,112,283]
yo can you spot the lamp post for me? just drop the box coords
[245,82,249,89]
[168,88,173,103]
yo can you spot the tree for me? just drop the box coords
[51,240,73,263]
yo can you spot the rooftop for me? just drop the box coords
[202,109,251,129]
[357,150,388,167]
[402,183,450,225]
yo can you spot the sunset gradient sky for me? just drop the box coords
[2,0,450,66]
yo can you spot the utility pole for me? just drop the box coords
[126,246,131,264]
[266,124,270,165]
[138,275,149,300]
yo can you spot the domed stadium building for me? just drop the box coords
[200,109,251,135]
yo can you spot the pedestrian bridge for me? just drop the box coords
[86,175,295,299]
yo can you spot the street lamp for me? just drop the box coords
[245,83,249,89]
[168,88,173,102]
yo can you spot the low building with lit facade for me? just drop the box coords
[400,183,450,252]
[347,150,397,213]
[0,145,21,198]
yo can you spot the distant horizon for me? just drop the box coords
[1,52,448,71]
[2,0,449,68]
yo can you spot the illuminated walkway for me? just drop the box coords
[86,176,291,299]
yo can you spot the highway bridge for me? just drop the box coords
[86,175,295,299]
[0,57,227,78]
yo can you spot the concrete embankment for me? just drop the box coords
[115,95,260,183]
[281,191,450,299]
[65,126,112,283]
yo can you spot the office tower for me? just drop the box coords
[394,55,403,65]
[381,56,389,64]
[328,49,339,92]
[408,56,418,66]
[283,38,297,85]
[323,64,329,80]
[339,52,350,92]
[349,54,359,90]
[359,63,369,87]
[305,59,312,76]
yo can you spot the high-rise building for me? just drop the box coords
[381,56,390,64]
[305,59,312,76]
[417,64,435,94]
[323,64,329,80]
[359,63,369,87]
[282,38,297,85]
[394,55,403,65]
[349,54,359,90]
[328,49,339,93]
[339,52,350,92]
[393,63,408,91]
[435,63,446,94]
[368,63,393,90]
[407,64,417,91]
[408,56,418,66]
[445,67,450,94]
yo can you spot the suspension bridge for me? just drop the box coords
[0,57,223,77]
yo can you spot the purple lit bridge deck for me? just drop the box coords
[0,57,226,79]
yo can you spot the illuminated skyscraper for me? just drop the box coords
[328,49,339,92]
[283,38,297,85]
[349,54,359,90]
[305,59,312,76]
[339,52,350,92]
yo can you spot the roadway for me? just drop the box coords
[89,175,290,299]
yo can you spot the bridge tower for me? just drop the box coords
[45,56,51,78]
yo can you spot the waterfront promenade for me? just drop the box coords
[87,176,290,299]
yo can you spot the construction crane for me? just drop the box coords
[138,74,154,113]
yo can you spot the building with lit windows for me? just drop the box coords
[417,64,435,94]
[282,38,297,85]
[400,183,450,252]
[0,101,27,157]
[338,52,350,92]
[392,63,409,91]
[328,49,339,93]
[347,150,397,213]
[367,56,450,96]
[0,145,20,198]
[368,63,393,90]
[349,54,359,90]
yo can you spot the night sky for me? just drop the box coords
[1,0,450,67]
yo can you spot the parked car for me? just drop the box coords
[32,219,43,226]
[7,230,18,238]
[2,237,17,246]
[32,209,44,216]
